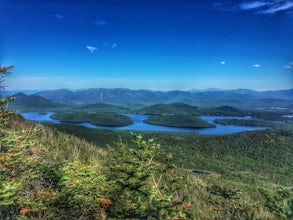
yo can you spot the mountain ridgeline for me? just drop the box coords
[9,93,65,112]
[11,88,293,110]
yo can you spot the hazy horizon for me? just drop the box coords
[2,0,293,91]
[4,86,293,93]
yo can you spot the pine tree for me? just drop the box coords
[103,133,189,219]
[0,65,15,128]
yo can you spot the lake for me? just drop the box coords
[20,112,270,135]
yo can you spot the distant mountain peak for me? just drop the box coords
[5,87,292,110]
[189,88,224,93]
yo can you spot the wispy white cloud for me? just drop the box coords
[220,61,226,65]
[85,46,98,53]
[240,1,267,10]
[215,0,293,15]
[283,61,293,69]
[94,19,107,26]
[111,43,117,49]
[252,64,261,68]
[53,14,64,19]
[259,1,293,14]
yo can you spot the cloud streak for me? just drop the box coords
[240,1,267,10]
[85,46,98,53]
[94,19,107,26]
[53,14,64,19]
[258,1,293,14]
[283,61,293,69]
[215,0,293,15]
[252,64,261,68]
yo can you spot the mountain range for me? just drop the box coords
[3,88,293,111]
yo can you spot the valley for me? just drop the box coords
[2,86,293,219]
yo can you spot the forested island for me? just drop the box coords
[144,114,215,128]
[51,112,134,126]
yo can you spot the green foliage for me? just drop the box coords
[208,185,241,200]
[0,124,108,220]
[9,93,64,112]
[54,160,109,219]
[1,71,188,219]
[0,125,53,219]
[144,115,215,128]
[76,103,130,113]
[147,129,293,186]
[104,134,189,219]
[207,185,252,218]
[214,118,276,127]
[212,105,244,114]
[259,187,293,219]
[137,103,200,115]
[1,111,111,219]
[0,66,15,128]
[1,123,188,219]
[52,111,134,126]
[53,122,293,186]
[7,113,105,163]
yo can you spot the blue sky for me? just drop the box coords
[1,0,293,91]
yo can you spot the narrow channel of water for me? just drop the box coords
[20,112,269,135]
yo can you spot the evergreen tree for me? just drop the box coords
[0,65,15,128]
[104,133,189,219]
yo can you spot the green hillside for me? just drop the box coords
[9,93,131,114]
[46,121,293,219]
[9,93,66,112]
[47,123,293,186]
[2,112,293,219]
[211,105,245,116]
[75,103,130,113]
[136,102,200,114]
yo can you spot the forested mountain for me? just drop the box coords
[9,93,65,112]
[30,88,293,110]
[136,103,200,115]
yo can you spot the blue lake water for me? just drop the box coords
[20,112,269,135]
